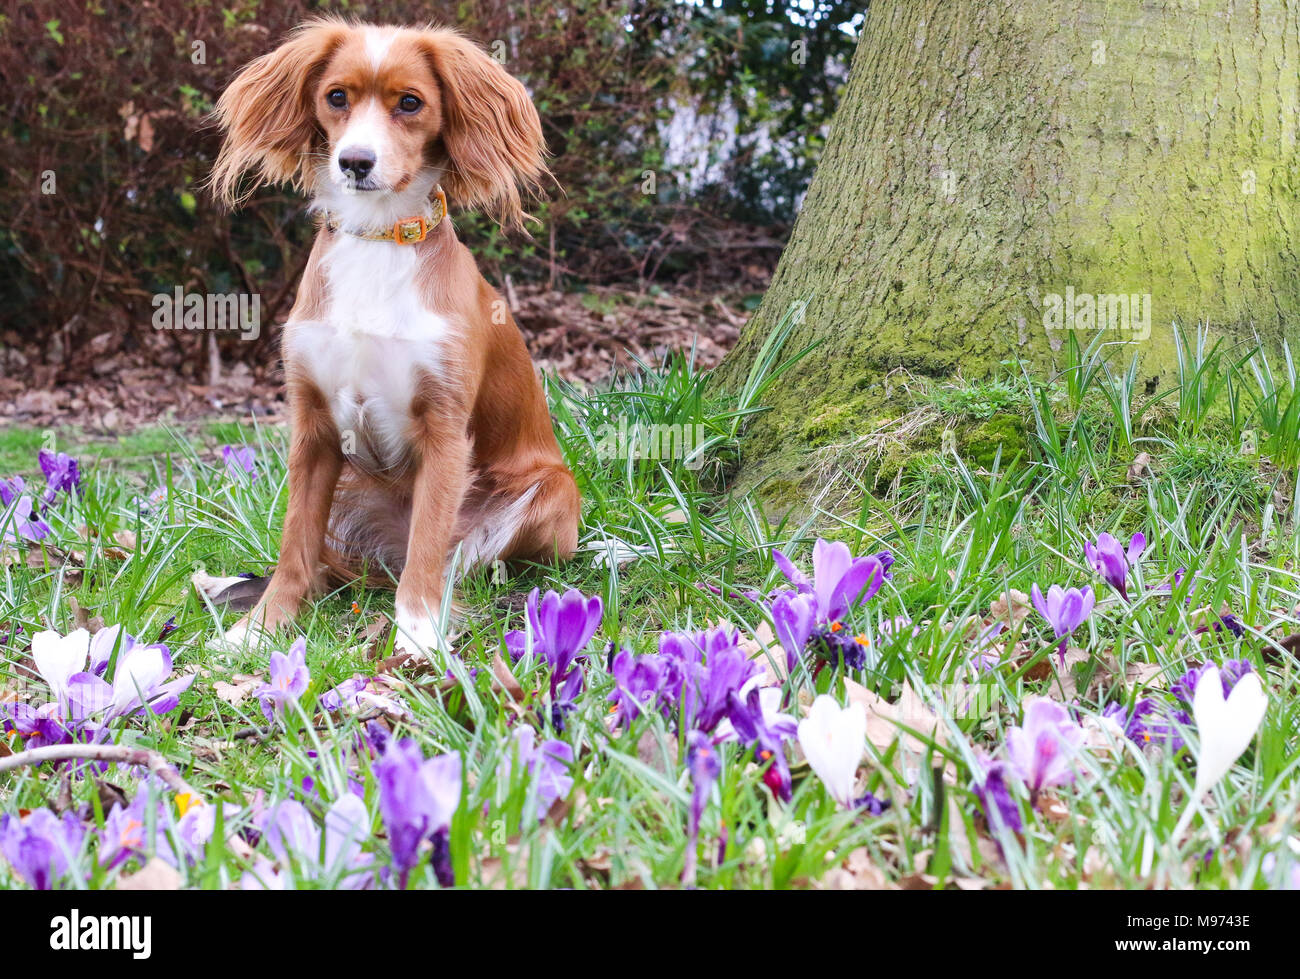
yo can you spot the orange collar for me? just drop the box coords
[322,187,447,245]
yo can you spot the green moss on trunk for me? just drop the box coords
[717,0,1300,494]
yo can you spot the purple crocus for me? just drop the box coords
[683,730,721,886]
[254,638,310,723]
[0,477,52,543]
[1084,532,1146,600]
[672,629,760,734]
[768,540,888,671]
[222,445,258,480]
[972,756,1022,835]
[99,793,172,869]
[1005,698,1085,802]
[723,684,798,801]
[257,795,373,889]
[501,727,574,820]
[607,647,670,728]
[38,450,81,504]
[1102,698,1189,753]
[374,738,461,888]
[319,675,370,713]
[526,587,602,728]
[1029,583,1095,663]
[1171,659,1255,707]
[771,591,816,674]
[503,629,526,662]
[0,808,85,889]
[773,539,889,623]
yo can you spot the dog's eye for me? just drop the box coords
[327,89,348,109]
[397,94,422,113]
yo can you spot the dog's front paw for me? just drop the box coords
[393,605,458,660]
[214,614,276,652]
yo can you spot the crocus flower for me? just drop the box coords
[1102,698,1189,753]
[0,808,85,889]
[319,675,370,713]
[527,587,602,727]
[682,730,720,887]
[770,591,816,673]
[797,695,867,808]
[1,477,52,543]
[99,793,173,869]
[254,638,310,723]
[257,795,373,889]
[1029,583,1095,663]
[503,629,526,662]
[972,755,1022,834]
[66,639,194,722]
[374,738,461,888]
[673,629,760,734]
[222,445,258,480]
[1004,697,1085,802]
[500,726,574,820]
[773,539,888,623]
[607,647,670,728]
[38,450,81,504]
[723,684,798,801]
[1190,665,1268,799]
[1172,659,1255,708]
[768,540,888,670]
[1084,531,1145,600]
[31,628,92,710]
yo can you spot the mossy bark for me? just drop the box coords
[717,0,1300,491]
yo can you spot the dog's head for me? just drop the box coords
[210,19,545,229]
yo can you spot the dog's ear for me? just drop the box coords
[419,30,547,231]
[208,20,347,209]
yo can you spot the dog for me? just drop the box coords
[209,19,580,655]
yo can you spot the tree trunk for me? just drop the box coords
[717,0,1300,491]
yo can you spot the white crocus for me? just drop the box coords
[1191,665,1268,798]
[797,695,867,807]
[30,629,91,708]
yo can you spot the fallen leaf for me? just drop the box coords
[213,672,263,706]
[844,676,946,754]
[491,653,524,703]
[988,589,1032,629]
[117,857,181,890]
[1127,452,1152,482]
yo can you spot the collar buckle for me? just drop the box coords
[393,216,428,245]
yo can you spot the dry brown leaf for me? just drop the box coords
[1127,452,1152,483]
[636,728,678,774]
[117,857,181,890]
[491,653,524,703]
[213,672,263,706]
[844,676,946,754]
[1124,661,1166,688]
[988,589,1033,629]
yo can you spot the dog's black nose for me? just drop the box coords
[338,147,375,180]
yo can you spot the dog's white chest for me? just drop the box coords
[287,239,451,472]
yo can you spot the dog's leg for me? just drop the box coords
[225,381,342,646]
[392,391,471,658]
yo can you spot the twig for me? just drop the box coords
[0,744,202,800]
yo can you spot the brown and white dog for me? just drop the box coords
[209,19,579,655]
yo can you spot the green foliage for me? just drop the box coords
[0,0,856,353]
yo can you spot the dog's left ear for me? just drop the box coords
[419,30,547,231]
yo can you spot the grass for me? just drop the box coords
[1,325,1299,890]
